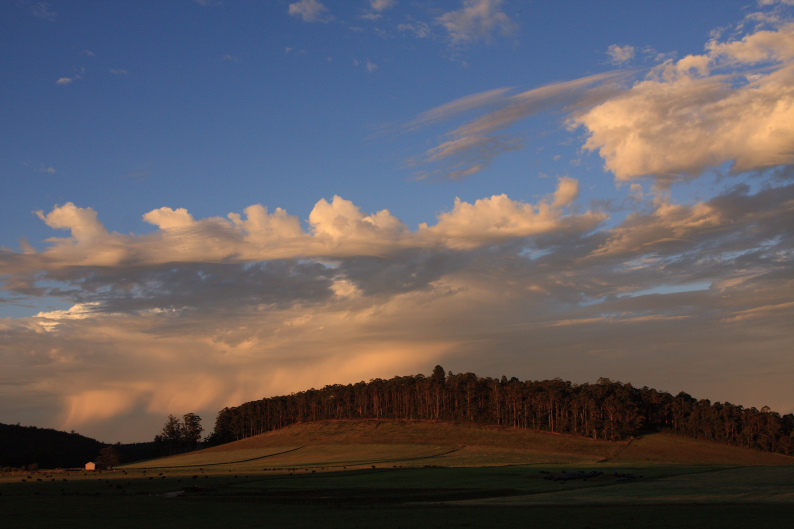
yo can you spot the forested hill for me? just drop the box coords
[208,366,794,456]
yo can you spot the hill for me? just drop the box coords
[125,419,794,470]
[208,366,794,456]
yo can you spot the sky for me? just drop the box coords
[1,0,794,443]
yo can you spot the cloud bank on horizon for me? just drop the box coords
[1,0,793,442]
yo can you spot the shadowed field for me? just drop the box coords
[450,466,794,506]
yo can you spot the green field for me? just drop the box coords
[2,420,793,528]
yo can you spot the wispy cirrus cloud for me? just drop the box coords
[30,2,57,21]
[408,71,631,180]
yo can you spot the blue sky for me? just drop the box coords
[2,0,794,442]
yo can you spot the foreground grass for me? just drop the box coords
[4,496,794,529]
[2,465,794,529]
[452,466,794,506]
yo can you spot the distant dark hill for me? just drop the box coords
[0,423,156,469]
[0,423,104,469]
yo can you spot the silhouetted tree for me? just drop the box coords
[161,414,182,455]
[155,413,204,454]
[95,444,123,468]
[181,413,203,451]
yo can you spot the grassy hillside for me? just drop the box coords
[123,419,794,470]
[610,430,794,466]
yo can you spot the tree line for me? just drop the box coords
[206,366,794,455]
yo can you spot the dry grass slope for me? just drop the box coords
[124,420,794,470]
[612,432,794,466]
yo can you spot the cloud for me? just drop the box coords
[573,65,794,183]
[410,7,794,183]
[55,67,85,87]
[607,44,635,65]
[16,181,791,319]
[371,0,395,11]
[31,2,57,21]
[706,21,794,63]
[36,303,103,329]
[551,176,580,208]
[289,0,332,23]
[406,88,512,130]
[409,71,629,179]
[363,0,395,20]
[398,21,431,38]
[437,0,517,45]
[420,178,600,249]
[1,182,591,279]
[36,203,108,243]
[142,207,196,230]
[573,17,794,183]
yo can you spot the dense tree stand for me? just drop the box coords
[206,366,794,455]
